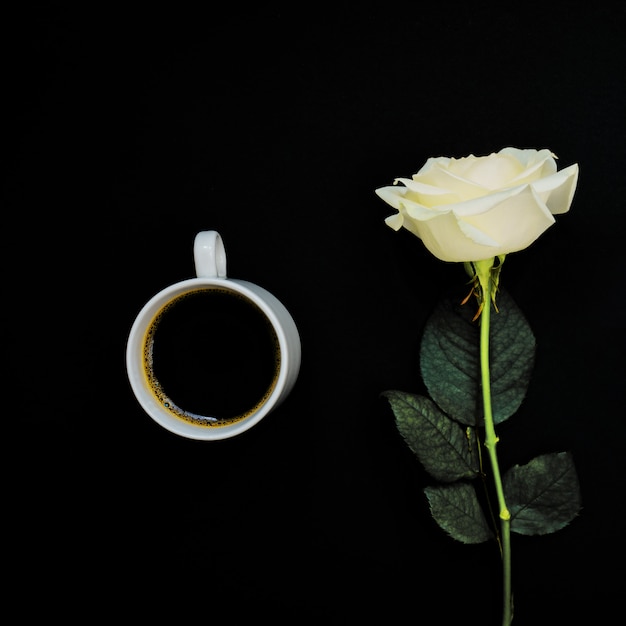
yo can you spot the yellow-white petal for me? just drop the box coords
[530,163,579,214]
[384,212,404,231]
[374,185,407,211]
[415,163,490,200]
[453,185,555,256]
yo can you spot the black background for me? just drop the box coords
[9,4,626,623]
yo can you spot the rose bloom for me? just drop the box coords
[375,147,579,262]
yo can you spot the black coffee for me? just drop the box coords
[143,288,281,426]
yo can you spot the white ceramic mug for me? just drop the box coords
[126,231,301,440]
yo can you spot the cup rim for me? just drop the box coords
[126,277,297,440]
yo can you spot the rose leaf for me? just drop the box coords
[420,288,535,426]
[424,482,494,544]
[382,390,480,482]
[504,451,582,536]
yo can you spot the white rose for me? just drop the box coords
[375,147,579,262]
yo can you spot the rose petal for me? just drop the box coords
[392,208,424,241]
[394,177,451,196]
[415,162,490,200]
[384,212,404,231]
[396,186,557,262]
[444,185,529,217]
[415,156,453,177]
[456,219,501,247]
[402,210,464,261]
[499,147,556,169]
[530,163,579,214]
[454,152,524,189]
[404,200,445,221]
[376,185,441,220]
[507,153,557,186]
[394,177,460,207]
[452,186,555,257]
[374,184,407,211]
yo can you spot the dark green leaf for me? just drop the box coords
[424,483,494,544]
[383,390,480,482]
[420,289,535,426]
[505,451,582,536]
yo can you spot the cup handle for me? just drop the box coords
[194,231,227,278]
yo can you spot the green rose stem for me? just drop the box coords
[474,258,513,626]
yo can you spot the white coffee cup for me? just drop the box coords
[126,231,301,440]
